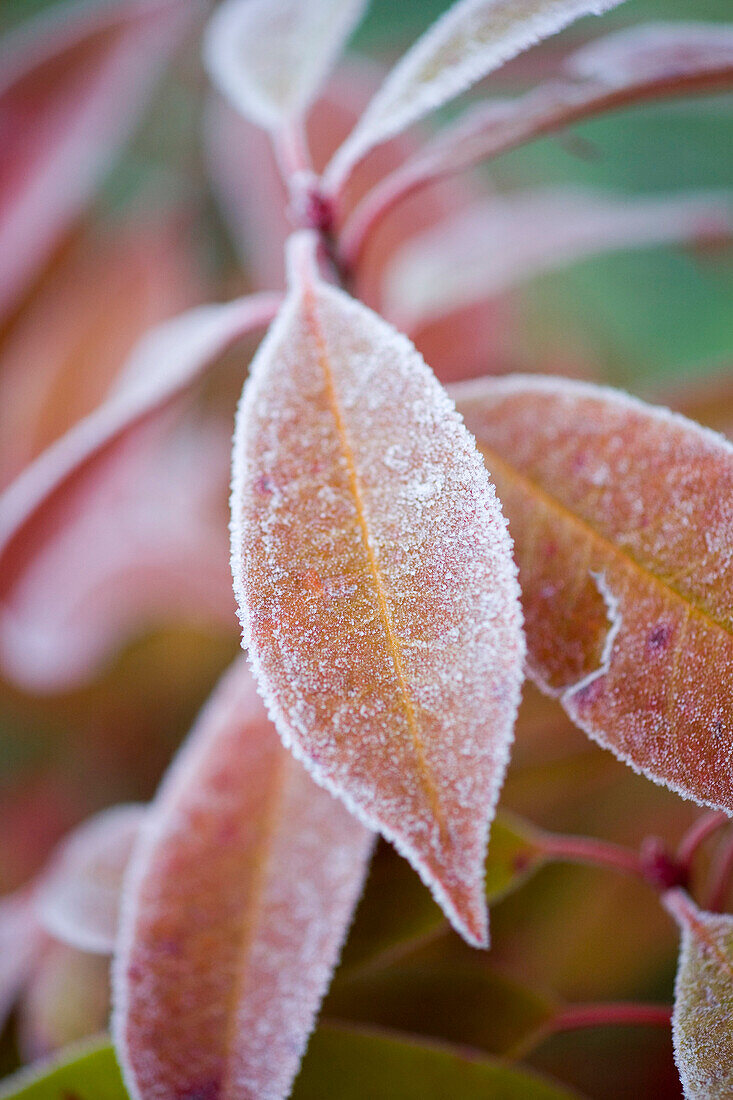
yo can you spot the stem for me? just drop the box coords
[509,1000,672,1061]
[677,810,729,868]
[274,119,313,184]
[706,833,733,912]
[538,830,647,883]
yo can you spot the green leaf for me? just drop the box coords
[324,945,555,1057]
[0,1039,127,1100]
[485,813,545,906]
[293,1024,582,1099]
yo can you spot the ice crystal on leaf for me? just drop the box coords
[230,231,525,948]
[665,889,733,1100]
[454,375,733,814]
[324,0,627,194]
[113,659,373,1100]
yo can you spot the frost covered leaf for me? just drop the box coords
[453,375,733,813]
[384,189,733,330]
[341,22,733,265]
[0,0,195,323]
[203,0,367,132]
[35,804,145,955]
[0,292,279,690]
[664,888,733,1100]
[231,231,524,947]
[324,0,625,193]
[113,658,373,1100]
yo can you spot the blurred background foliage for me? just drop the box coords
[0,2,731,1097]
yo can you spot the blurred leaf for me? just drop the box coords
[324,945,555,1057]
[486,813,545,904]
[294,1024,583,1098]
[0,1040,126,1100]
[455,375,733,813]
[17,945,110,1062]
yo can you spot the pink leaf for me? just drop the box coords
[203,0,367,133]
[230,231,525,947]
[383,188,733,330]
[35,804,145,955]
[341,21,733,262]
[324,0,626,195]
[0,292,280,691]
[113,658,373,1100]
[0,206,204,491]
[0,0,198,323]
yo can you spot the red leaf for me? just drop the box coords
[454,374,733,813]
[230,232,525,946]
[0,0,197,322]
[113,659,373,1100]
[0,292,279,690]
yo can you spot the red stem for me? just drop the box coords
[676,810,729,868]
[550,1001,672,1033]
[538,831,647,883]
[706,833,733,912]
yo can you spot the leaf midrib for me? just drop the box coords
[479,443,732,641]
[302,285,446,834]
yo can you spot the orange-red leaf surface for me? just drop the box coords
[664,888,733,1099]
[113,659,373,1100]
[0,0,195,322]
[231,231,525,947]
[454,375,733,813]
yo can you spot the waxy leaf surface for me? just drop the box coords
[35,804,145,955]
[203,0,367,132]
[0,0,194,322]
[0,1040,128,1100]
[231,233,524,947]
[384,189,733,331]
[324,0,625,193]
[665,889,733,1100]
[454,375,733,812]
[113,659,373,1100]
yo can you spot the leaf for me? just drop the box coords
[0,0,196,323]
[203,0,368,132]
[324,946,555,1058]
[113,658,373,1100]
[230,230,525,947]
[0,1040,128,1100]
[0,891,45,1034]
[35,804,145,955]
[0,410,232,692]
[294,1023,582,1099]
[664,888,733,1100]
[17,943,111,1061]
[453,375,733,813]
[340,21,733,264]
[383,189,732,331]
[0,292,279,690]
[485,812,545,905]
[324,0,626,194]
[0,207,203,490]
